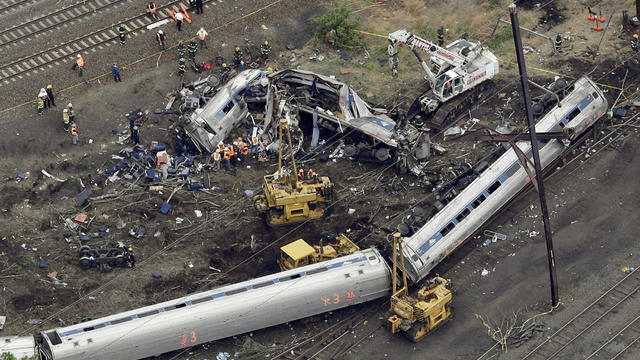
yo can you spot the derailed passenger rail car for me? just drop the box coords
[401,76,608,283]
[29,248,390,360]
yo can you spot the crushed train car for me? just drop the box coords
[178,69,431,175]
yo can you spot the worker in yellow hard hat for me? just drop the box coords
[126,247,136,269]
[45,84,56,107]
[233,46,243,68]
[633,33,639,52]
[261,40,272,61]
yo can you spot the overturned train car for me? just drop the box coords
[399,76,608,283]
[1,248,391,360]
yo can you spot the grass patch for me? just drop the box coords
[485,26,514,55]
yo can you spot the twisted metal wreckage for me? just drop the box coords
[178,69,432,175]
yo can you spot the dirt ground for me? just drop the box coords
[1,0,640,359]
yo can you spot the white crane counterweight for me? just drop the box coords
[388,29,499,130]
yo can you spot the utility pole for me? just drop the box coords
[508,3,560,307]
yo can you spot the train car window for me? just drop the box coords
[487,180,501,194]
[506,163,520,177]
[456,208,471,222]
[252,280,275,288]
[190,297,212,305]
[368,256,377,261]
[472,194,486,208]
[591,91,598,99]
[565,107,581,123]
[412,255,420,261]
[306,267,329,275]
[226,288,248,296]
[279,273,302,282]
[440,222,455,237]
[137,309,159,318]
[110,317,132,325]
[92,323,106,329]
[82,326,95,332]
[87,339,94,343]
[47,331,62,345]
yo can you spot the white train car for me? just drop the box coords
[402,76,608,283]
[24,248,390,360]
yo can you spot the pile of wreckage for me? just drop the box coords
[172,69,435,175]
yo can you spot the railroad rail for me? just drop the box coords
[0,0,134,48]
[522,267,640,359]
[0,0,224,85]
[0,0,38,16]
[271,300,387,360]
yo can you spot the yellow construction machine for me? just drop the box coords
[387,232,452,342]
[279,234,360,271]
[253,118,334,226]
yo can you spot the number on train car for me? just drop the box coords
[180,331,197,347]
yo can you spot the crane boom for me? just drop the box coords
[388,29,465,68]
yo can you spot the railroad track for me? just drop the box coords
[271,300,387,360]
[522,267,640,359]
[0,0,38,16]
[0,0,135,48]
[0,0,225,86]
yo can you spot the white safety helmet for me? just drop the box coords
[63,109,68,112]
[40,88,45,92]
[158,30,163,34]
[77,54,81,58]
[200,27,205,32]
[68,103,73,107]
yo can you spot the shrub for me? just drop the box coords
[311,3,364,49]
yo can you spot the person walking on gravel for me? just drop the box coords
[118,24,127,45]
[37,93,45,115]
[39,88,50,109]
[46,85,56,107]
[112,63,121,82]
[195,0,203,14]
[62,109,70,132]
[71,123,79,145]
[72,54,85,76]
[197,28,208,49]
[156,30,167,51]
[175,11,184,31]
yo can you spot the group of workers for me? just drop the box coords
[211,136,260,171]
[35,86,79,144]
[117,244,137,269]
[297,168,320,182]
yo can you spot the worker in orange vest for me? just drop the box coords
[250,134,260,157]
[212,149,221,170]
[307,168,317,182]
[70,123,79,145]
[147,2,158,20]
[223,147,231,171]
[297,168,305,180]
[228,143,236,166]
[72,54,85,76]
[240,140,249,163]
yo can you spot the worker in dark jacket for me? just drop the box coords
[126,247,136,269]
[178,57,186,76]
[261,41,272,61]
[132,126,140,145]
[633,34,639,52]
[233,47,243,68]
[118,24,127,45]
[188,41,198,60]
[195,0,203,14]
[112,63,121,82]
[437,26,445,46]
[554,34,563,53]
[46,85,56,107]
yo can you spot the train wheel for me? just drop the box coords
[79,256,92,269]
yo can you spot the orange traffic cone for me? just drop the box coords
[597,11,606,23]
[593,24,604,31]
[587,7,596,21]
[179,4,192,23]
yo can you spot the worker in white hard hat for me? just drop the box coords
[196,27,208,49]
[67,103,75,123]
[156,30,166,51]
[72,54,85,76]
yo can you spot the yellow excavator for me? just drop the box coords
[387,232,453,342]
[279,234,360,271]
[253,118,334,226]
